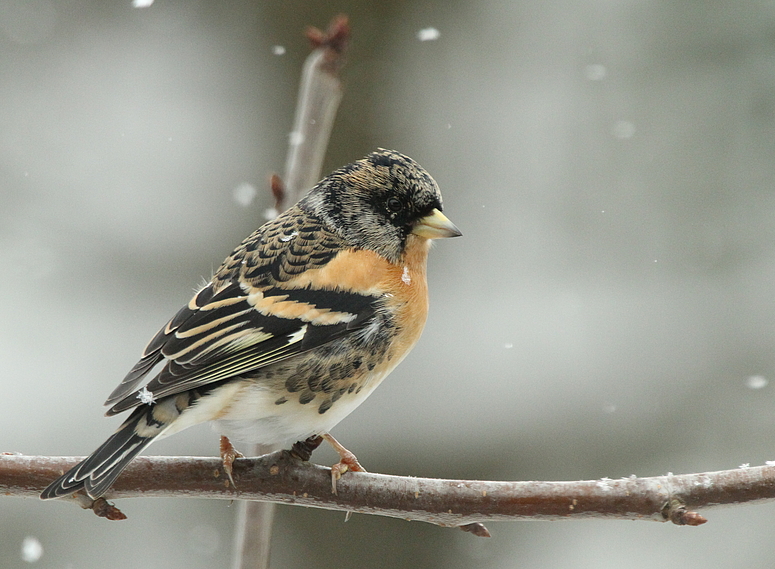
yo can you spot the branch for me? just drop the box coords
[8,452,775,531]
[238,14,351,567]
[230,443,276,569]
[273,14,349,212]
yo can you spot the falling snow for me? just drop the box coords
[271,45,286,56]
[584,63,607,81]
[136,386,156,405]
[612,120,636,139]
[132,0,154,7]
[233,182,258,207]
[417,27,440,41]
[746,375,768,389]
[401,266,411,285]
[21,536,43,563]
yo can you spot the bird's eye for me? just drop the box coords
[386,197,403,213]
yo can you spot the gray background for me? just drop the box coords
[3,0,775,567]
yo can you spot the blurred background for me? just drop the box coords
[3,0,775,567]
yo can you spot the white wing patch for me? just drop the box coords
[287,324,308,344]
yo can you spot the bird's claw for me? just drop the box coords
[322,433,366,494]
[219,435,244,488]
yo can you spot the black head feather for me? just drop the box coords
[299,149,444,263]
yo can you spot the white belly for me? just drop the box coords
[214,375,386,444]
[157,370,388,446]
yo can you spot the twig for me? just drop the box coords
[8,453,775,531]
[234,14,351,568]
[274,14,349,212]
[231,444,277,569]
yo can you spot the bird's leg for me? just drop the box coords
[219,435,244,488]
[322,432,366,494]
[290,434,324,461]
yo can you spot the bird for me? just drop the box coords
[41,149,460,501]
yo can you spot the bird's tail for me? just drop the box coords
[40,397,182,500]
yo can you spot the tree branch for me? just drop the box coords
[231,443,276,569]
[237,14,351,568]
[8,452,775,532]
[273,14,349,213]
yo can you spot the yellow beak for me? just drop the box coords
[411,208,462,239]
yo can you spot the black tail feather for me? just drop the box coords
[40,405,163,500]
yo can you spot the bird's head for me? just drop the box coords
[300,149,461,263]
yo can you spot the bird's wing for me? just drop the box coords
[104,210,380,415]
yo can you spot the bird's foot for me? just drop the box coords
[219,435,244,488]
[322,433,366,494]
[290,434,324,462]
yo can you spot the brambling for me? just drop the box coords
[41,149,460,500]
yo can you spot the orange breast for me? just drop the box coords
[286,234,432,359]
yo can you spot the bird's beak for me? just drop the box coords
[411,208,462,239]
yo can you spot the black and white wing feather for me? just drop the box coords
[104,207,378,416]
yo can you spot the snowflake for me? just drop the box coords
[401,266,411,285]
[417,27,440,41]
[136,386,156,405]
[21,536,43,563]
